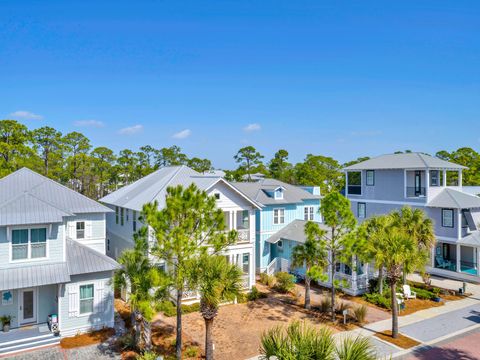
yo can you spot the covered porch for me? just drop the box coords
[0,323,60,356]
[433,240,480,277]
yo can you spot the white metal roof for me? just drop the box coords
[100,165,260,211]
[428,188,480,209]
[344,153,467,171]
[0,168,112,226]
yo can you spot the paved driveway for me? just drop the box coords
[400,303,480,342]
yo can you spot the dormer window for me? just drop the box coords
[274,188,284,200]
[214,193,220,200]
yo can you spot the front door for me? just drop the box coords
[19,288,36,325]
[415,171,422,196]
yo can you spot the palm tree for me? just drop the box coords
[390,207,435,284]
[260,321,377,360]
[188,255,243,360]
[113,233,169,347]
[381,225,416,338]
[292,221,328,309]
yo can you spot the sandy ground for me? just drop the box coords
[152,283,390,360]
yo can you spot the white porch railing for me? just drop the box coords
[241,274,250,289]
[266,257,290,275]
[236,229,250,243]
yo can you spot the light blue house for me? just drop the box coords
[0,168,119,356]
[232,179,321,274]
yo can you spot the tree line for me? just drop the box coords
[1,119,479,200]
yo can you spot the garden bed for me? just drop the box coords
[60,328,116,349]
[375,330,420,349]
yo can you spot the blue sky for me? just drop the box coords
[1,1,479,168]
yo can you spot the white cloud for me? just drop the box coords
[172,129,192,139]
[243,123,261,132]
[118,124,144,135]
[74,119,105,128]
[9,110,43,120]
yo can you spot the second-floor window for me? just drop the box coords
[273,208,285,225]
[347,171,362,195]
[133,210,137,232]
[358,202,366,219]
[442,209,454,228]
[121,208,124,226]
[366,170,375,186]
[304,206,314,221]
[115,206,119,224]
[12,228,47,261]
[430,170,440,186]
[76,222,85,239]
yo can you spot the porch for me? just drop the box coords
[433,241,479,277]
[0,324,60,357]
[223,210,251,243]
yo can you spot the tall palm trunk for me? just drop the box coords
[204,317,214,360]
[304,275,311,310]
[378,266,384,294]
[176,288,183,360]
[390,281,399,338]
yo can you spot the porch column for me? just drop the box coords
[351,256,357,291]
[233,210,237,230]
[345,172,349,196]
[458,170,463,188]
[456,243,461,273]
[443,169,447,187]
[425,169,430,199]
[457,209,462,239]
[229,211,234,230]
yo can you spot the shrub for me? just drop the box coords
[260,273,276,287]
[247,286,268,301]
[136,351,159,360]
[353,305,368,324]
[319,297,331,313]
[411,287,435,300]
[237,292,248,303]
[274,272,295,293]
[156,301,177,317]
[336,301,352,314]
[368,277,388,295]
[181,302,200,314]
[185,346,199,358]
[116,333,136,351]
[363,293,390,309]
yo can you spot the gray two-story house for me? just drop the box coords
[0,168,119,356]
[344,153,480,282]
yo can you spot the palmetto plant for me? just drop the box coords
[260,321,377,360]
[188,255,243,360]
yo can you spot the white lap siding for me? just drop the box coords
[59,271,114,336]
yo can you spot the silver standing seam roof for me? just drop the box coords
[100,165,261,211]
[0,168,112,226]
[344,153,467,171]
[427,188,480,209]
[265,220,332,244]
[0,240,120,291]
[231,178,320,206]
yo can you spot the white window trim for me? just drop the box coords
[273,208,285,225]
[358,202,366,219]
[78,283,95,317]
[304,206,315,221]
[366,170,375,186]
[442,208,454,228]
[76,221,85,240]
[9,225,49,263]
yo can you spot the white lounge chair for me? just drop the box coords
[403,285,417,299]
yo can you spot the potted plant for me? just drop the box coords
[0,315,13,332]
[432,288,442,303]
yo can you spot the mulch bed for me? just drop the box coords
[60,328,116,349]
[375,330,421,349]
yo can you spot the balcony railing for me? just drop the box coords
[236,229,250,243]
[460,260,478,275]
[347,185,361,195]
[406,187,426,198]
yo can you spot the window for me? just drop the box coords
[430,170,439,186]
[366,170,375,186]
[133,210,137,232]
[347,171,362,195]
[12,229,28,260]
[11,228,47,261]
[115,206,119,224]
[76,222,85,239]
[358,203,366,219]
[274,188,284,200]
[442,209,454,228]
[462,210,469,229]
[107,238,110,252]
[304,206,314,221]
[242,253,249,273]
[79,284,94,314]
[214,193,220,200]
[120,208,124,226]
[273,208,285,225]
[126,209,129,222]
[30,228,47,258]
[277,240,283,249]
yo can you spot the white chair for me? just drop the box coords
[403,285,417,299]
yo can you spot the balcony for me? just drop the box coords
[406,186,426,198]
